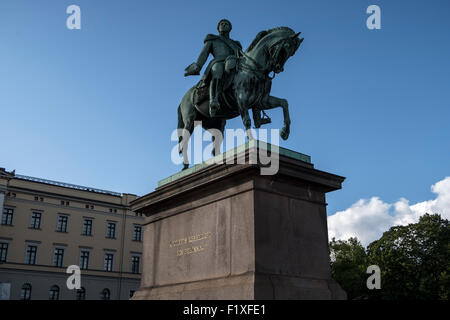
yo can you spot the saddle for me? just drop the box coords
[192,57,272,126]
[193,84,209,107]
[192,57,239,119]
[193,84,239,119]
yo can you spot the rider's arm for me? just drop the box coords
[195,41,212,69]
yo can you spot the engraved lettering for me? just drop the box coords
[170,231,212,256]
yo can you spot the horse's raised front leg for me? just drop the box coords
[261,95,291,140]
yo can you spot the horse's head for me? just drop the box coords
[269,31,303,74]
[246,27,304,74]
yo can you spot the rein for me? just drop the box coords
[239,33,291,80]
[239,50,279,81]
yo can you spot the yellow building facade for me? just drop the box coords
[0,168,144,300]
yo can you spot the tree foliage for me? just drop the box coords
[330,214,450,300]
[329,237,369,299]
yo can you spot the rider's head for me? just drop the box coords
[217,19,232,34]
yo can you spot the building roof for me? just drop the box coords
[14,174,122,197]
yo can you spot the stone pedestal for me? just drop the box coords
[131,143,346,299]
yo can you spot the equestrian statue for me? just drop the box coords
[179,19,304,169]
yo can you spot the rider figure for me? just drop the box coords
[184,19,242,117]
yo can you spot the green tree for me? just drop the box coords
[329,237,369,299]
[367,213,450,300]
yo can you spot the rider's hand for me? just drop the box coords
[184,62,201,76]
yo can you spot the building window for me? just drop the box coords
[2,208,14,225]
[131,255,141,274]
[53,248,65,267]
[79,250,90,270]
[106,222,116,239]
[129,290,135,299]
[61,200,65,205]
[100,288,110,300]
[30,211,42,229]
[40,197,44,202]
[76,287,86,300]
[0,242,8,262]
[56,215,68,233]
[34,196,38,201]
[82,218,93,236]
[25,245,37,265]
[104,253,114,272]
[133,225,142,242]
[20,283,32,300]
[49,285,59,300]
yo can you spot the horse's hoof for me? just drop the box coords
[280,127,290,140]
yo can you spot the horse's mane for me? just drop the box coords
[246,27,294,53]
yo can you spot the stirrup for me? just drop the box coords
[260,110,271,125]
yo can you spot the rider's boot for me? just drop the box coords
[209,78,220,117]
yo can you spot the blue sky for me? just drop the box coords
[1,0,449,219]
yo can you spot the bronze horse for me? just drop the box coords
[177,27,303,169]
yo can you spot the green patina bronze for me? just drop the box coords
[178,20,304,170]
[159,140,311,188]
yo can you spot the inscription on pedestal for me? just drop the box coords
[169,231,213,257]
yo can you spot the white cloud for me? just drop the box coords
[328,177,450,247]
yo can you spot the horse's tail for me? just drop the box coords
[177,104,184,130]
[177,105,184,153]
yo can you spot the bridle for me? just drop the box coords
[239,52,269,79]
[239,34,293,80]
